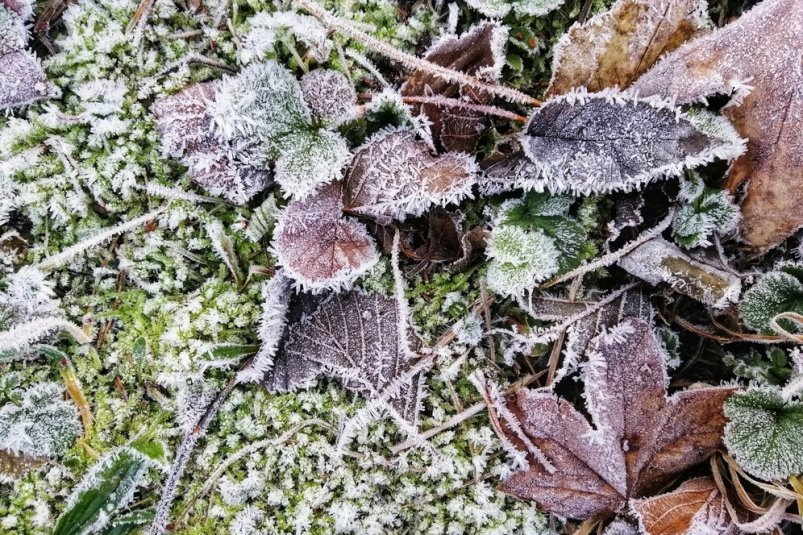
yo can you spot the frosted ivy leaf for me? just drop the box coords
[464,0,564,18]
[300,69,357,126]
[273,128,350,200]
[151,82,270,204]
[0,382,80,464]
[279,290,425,425]
[485,226,559,297]
[0,50,54,110]
[517,89,744,195]
[739,265,803,334]
[343,129,477,224]
[400,21,507,152]
[54,441,164,535]
[238,11,329,65]
[631,477,741,535]
[672,174,740,249]
[273,182,378,292]
[546,0,710,98]
[724,388,803,481]
[496,319,736,519]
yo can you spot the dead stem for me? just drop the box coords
[546,275,583,385]
[401,95,529,123]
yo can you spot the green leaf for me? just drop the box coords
[101,509,155,535]
[739,266,803,334]
[724,389,803,481]
[54,446,158,535]
[132,336,147,361]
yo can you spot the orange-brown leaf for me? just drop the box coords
[632,0,803,249]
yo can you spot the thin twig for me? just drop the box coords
[390,371,543,454]
[296,0,541,106]
[401,95,528,122]
[539,208,675,290]
[546,275,582,385]
[479,279,500,371]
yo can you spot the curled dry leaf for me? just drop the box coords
[618,237,741,309]
[343,129,477,225]
[516,89,744,195]
[631,477,741,535]
[546,0,710,98]
[151,82,270,205]
[273,181,378,292]
[496,319,736,519]
[632,0,803,250]
[401,21,507,153]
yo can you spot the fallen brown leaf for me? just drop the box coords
[546,0,709,98]
[632,0,803,250]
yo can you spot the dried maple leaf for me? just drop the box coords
[515,89,744,195]
[343,129,477,224]
[151,82,271,204]
[401,21,507,152]
[631,0,803,250]
[496,319,736,519]
[273,181,379,292]
[546,0,710,98]
[631,477,741,535]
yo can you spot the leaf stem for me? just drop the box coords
[400,95,529,123]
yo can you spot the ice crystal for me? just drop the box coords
[672,174,740,249]
[300,69,358,126]
[273,182,378,292]
[464,0,565,18]
[724,388,803,481]
[238,10,330,65]
[0,382,80,462]
[343,128,477,224]
[739,265,803,334]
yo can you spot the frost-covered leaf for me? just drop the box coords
[300,69,357,126]
[485,225,559,297]
[273,127,351,199]
[631,477,739,535]
[343,129,477,224]
[151,82,271,204]
[243,194,279,242]
[401,21,507,152]
[0,449,45,481]
[546,0,710,98]
[273,182,378,292]
[269,290,425,425]
[0,50,54,110]
[672,174,740,249]
[618,237,741,309]
[496,319,735,519]
[739,265,803,334]
[606,192,645,248]
[632,0,803,249]
[0,382,80,471]
[724,388,803,481]
[464,0,564,18]
[0,4,26,54]
[53,441,163,535]
[517,89,744,195]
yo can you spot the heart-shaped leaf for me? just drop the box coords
[739,264,803,334]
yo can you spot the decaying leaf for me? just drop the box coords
[517,89,744,195]
[546,0,710,97]
[343,129,477,224]
[739,264,803,335]
[300,69,358,126]
[632,0,803,250]
[151,82,271,205]
[259,281,425,425]
[0,2,55,110]
[496,319,736,519]
[618,237,741,309]
[401,21,507,152]
[0,449,45,481]
[631,477,740,535]
[273,182,378,292]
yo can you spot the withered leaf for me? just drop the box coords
[0,448,46,480]
[151,82,270,204]
[518,89,743,195]
[343,129,477,225]
[632,0,803,250]
[401,21,507,152]
[273,181,378,292]
[631,477,741,535]
[300,69,358,126]
[0,50,53,110]
[546,0,710,98]
[268,289,424,425]
[497,319,736,519]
